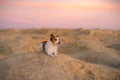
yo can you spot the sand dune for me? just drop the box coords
[0,52,120,80]
[0,28,120,80]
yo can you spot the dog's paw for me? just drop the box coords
[52,53,56,57]
[55,54,57,57]
[47,53,57,58]
[50,55,56,58]
[48,53,55,58]
[53,53,58,57]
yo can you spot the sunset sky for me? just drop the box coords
[0,0,120,29]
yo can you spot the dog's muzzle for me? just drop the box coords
[58,42,61,44]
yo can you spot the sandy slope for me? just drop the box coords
[0,28,120,80]
[0,52,120,80]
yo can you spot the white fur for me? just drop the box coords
[45,40,58,57]
[39,35,60,57]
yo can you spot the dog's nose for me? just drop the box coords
[58,42,61,44]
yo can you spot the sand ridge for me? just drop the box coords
[0,28,120,80]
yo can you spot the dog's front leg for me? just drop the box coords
[54,52,57,57]
[54,49,58,57]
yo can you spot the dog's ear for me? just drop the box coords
[50,34,54,37]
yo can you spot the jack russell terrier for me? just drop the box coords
[39,34,61,57]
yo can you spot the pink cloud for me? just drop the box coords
[2,1,119,11]
[0,0,120,29]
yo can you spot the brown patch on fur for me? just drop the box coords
[50,34,57,43]
[41,41,47,51]
[56,35,59,37]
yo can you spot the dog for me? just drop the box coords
[39,34,61,57]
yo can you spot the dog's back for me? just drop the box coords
[39,41,47,52]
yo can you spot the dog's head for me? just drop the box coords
[49,34,61,45]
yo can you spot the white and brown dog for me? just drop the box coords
[39,34,61,57]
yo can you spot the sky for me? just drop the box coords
[0,0,120,29]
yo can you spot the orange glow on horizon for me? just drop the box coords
[3,1,119,11]
[0,1,120,29]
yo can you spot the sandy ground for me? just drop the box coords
[0,28,120,80]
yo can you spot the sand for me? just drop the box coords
[0,28,120,80]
